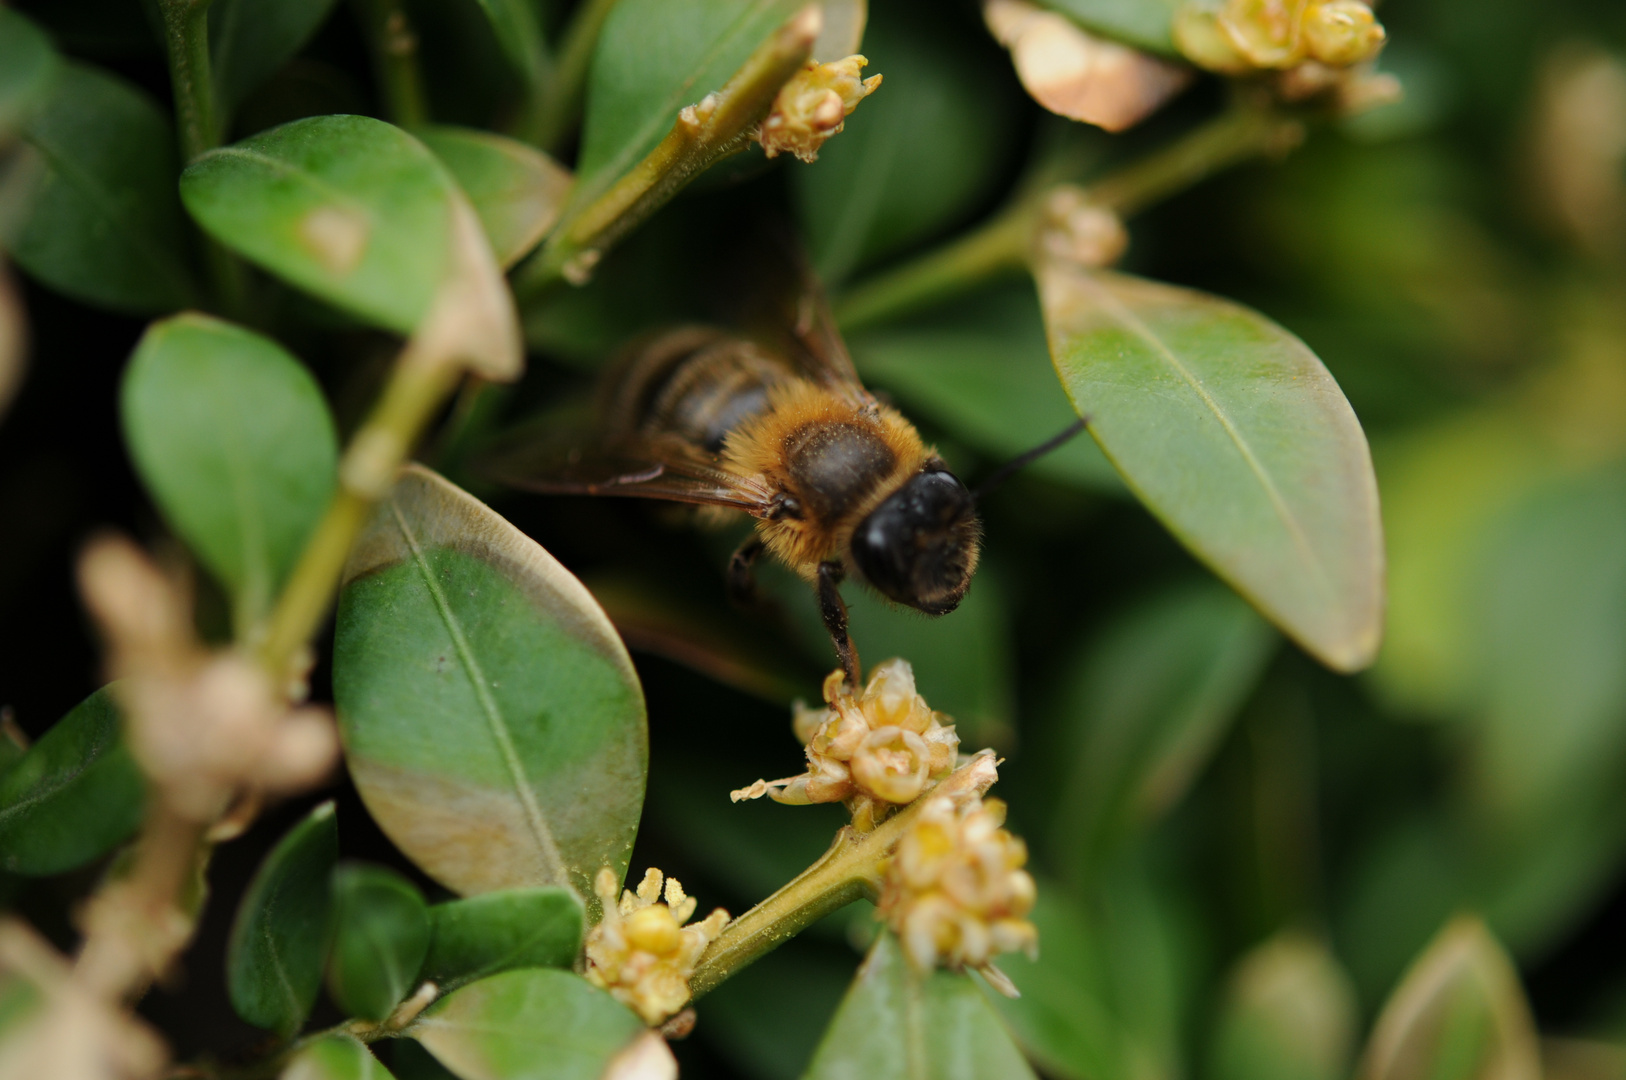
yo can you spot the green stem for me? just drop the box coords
[157,0,218,162]
[534,0,620,153]
[358,0,429,126]
[514,4,818,298]
[256,357,461,681]
[832,100,1304,331]
[157,0,246,314]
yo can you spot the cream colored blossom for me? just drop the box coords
[758,55,882,163]
[585,868,729,1026]
[1173,0,1387,88]
[876,795,1037,994]
[732,659,959,830]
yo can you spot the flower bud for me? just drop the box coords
[758,55,882,163]
[585,867,729,1025]
[877,795,1038,987]
[1301,0,1385,67]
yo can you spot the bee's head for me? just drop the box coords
[850,465,981,615]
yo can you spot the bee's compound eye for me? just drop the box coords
[851,469,980,614]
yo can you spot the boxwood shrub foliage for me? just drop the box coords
[1,0,1623,1078]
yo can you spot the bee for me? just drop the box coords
[491,277,981,686]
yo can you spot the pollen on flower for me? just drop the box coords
[758,55,882,163]
[584,867,730,1026]
[876,795,1038,995]
[731,658,960,830]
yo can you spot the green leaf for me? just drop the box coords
[568,0,803,223]
[227,800,339,1037]
[805,930,1039,1079]
[327,863,431,1022]
[416,126,572,269]
[981,885,1122,1080]
[472,0,549,88]
[701,942,856,1080]
[1035,266,1384,673]
[121,314,338,629]
[0,9,58,139]
[0,62,198,314]
[282,1034,399,1080]
[848,283,1122,493]
[0,686,144,876]
[180,115,460,334]
[1210,931,1359,1080]
[794,1,1021,285]
[1357,916,1540,1080]
[333,465,647,904]
[210,0,340,116]
[1049,581,1276,873]
[420,887,584,992]
[1034,0,1182,55]
[408,968,645,1080]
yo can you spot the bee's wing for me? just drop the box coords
[727,226,867,402]
[483,432,775,513]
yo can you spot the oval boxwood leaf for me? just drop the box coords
[1357,916,1540,1080]
[327,863,431,1022]
[1210,931,1359,1080]
[1036,266,1384,673]
[0,62,198,314]
[121,314,339,629]
[180,115,459,335]
[1049,580,1276,874]
[333,465,647,902]
[227,800,339,1037]
[0,686,144,876]
[408,968,645,1080]
[806,930,1039,1079]
[848,284,1121,493]
[0,9,58,139]
[794,1,1021,285]
[416,126,572,269]
[421,887,584,992]
[210,0,340,117]
[283,1033,399,1080]
[568,0,804,224]
[1035,0,1182,55]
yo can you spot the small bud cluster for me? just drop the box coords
[732,659,959,831]
[877,795,1037,996]
[585,868,729,1026]
[758,55,882,163]
[1173,0,1397,111]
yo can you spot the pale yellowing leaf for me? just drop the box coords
[985,0,1191,131]
[1357,916,1540,1080]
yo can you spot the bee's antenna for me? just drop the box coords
[972,417,1089,501]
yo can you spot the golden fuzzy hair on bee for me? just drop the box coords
[722,380,932,574]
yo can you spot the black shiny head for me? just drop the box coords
[850,467,981,614]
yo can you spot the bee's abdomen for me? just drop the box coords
[783,420,895,521]
[610,330,794,454]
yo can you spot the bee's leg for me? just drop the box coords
[817,560,861,687]
[726,535,767,607]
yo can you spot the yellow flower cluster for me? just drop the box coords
[758,55,883,163]
[1174,0,1385,74]
[584,867,729,1025]
[732,659,960,831]
[877,795,1038,995]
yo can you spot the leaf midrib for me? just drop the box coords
[1074,273,1338,609]
[388,499,569,886]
